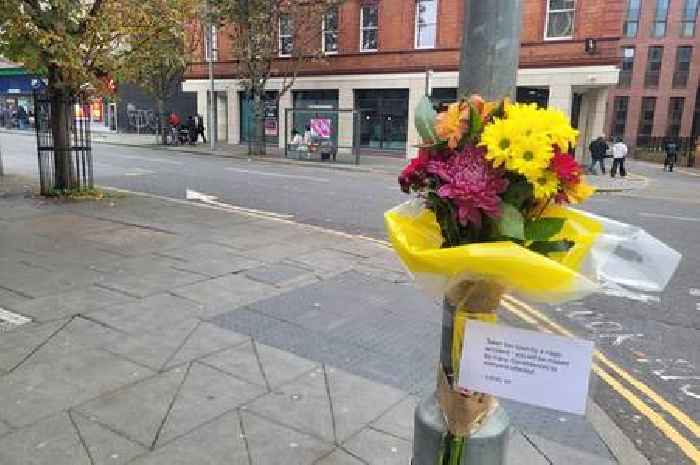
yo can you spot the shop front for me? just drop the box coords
[355,89,409,152]
[292,90,340,146]
[240,91,279,145]
[0,67,42,129]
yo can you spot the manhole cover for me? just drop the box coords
[0,308,32,332]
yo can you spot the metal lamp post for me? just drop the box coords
[206,1,216,152]
[412,1,523,464]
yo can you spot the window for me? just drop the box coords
[673,46,693,88]
[623,0,641,37]
[619,47,635,88]
[612,96,629,138]
[279,15,293,57]
[667,97,685,137]
[415,0,438,48]
[637,97,656,145]
[651,0,669,37]
[545,0,576,39]
[681,0,699,36]
[322,8,338,54]
[360,5,378,51]
[204,25,218,62]
[644,46,663,88]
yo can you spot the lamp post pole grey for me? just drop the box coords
[412,1,522,464]
[206,1,215,152]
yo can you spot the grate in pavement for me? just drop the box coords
[0,308,32,332]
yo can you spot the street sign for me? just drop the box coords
[458,321,594,415]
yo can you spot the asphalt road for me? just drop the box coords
[2,131,698,464]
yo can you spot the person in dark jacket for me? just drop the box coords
[588,136,608,175]
[196,115,206,143]
[664,139,678,172]
[185,116,197,144]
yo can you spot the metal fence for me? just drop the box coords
[636,136,697,167]
[283,108,361,164]
[34,91,93,195]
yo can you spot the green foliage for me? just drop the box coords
[497,203,525,240]
[415,96,437,144]
[466,101,484,142]
[528,240,574,255]
[501,178,533,209]
[524,217,565,242]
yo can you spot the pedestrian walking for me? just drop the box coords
[588,136,608,174]
[196,115,206,144]
[611,137,628,178]
[185,115,197,145]
[664,139,678,172]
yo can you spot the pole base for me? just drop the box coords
[413,392,511,465]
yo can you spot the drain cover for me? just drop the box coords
[0,308,32,332]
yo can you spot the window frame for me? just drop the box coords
[673,46,693,88]
[278,14,293,58]
[204,24,218,62]
[650,0,669,38]
[360,4,379,52]
[644,46,664,88]
[666,97,685,137]
[322,8,339,55]
[619,47,636,88]
[544,0,576,41]
[414,0,438,49]
[612,96,630,138]
[623,0,642,37]
[637,96,657,145]
[680,0,699,37]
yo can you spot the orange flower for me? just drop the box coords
[563,179,596,204]
[468,95,497,122]
[435,102,469,149]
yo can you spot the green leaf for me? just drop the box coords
[414,96,438,144]
[467,101,483,140]
[525,218,566,242]
[528,240,574,256]
[497,203,524,240]
[501,180,532,209]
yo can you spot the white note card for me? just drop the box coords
[457,321,595,415]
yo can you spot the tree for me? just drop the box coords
[0,0,139,189]
[119,0,202,145]
[210,0,343,155]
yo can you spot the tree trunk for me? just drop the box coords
[253,92,266,156]
[48,70,74,191]
[156,98,167,145]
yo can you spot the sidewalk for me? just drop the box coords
[0,174,624,465]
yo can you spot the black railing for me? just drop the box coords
[33,91,93,195]
[636,136,697,167]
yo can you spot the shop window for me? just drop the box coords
[619,47,635,88]
[644,46,663,88]
[612,96,629,138]
[637,96,656,145]
[667,97,685,137]
[673,46,692,88]
[323,8,338,54]
[545,0,576,40]
[279,15,293,57]
[240,91,279,145]
[292,90,339,145]
[360,5,378,51]
[623,0,641,37]
[415,0,437,49]
[681,0,698,37]
[651,0,669,37]
[355,89,409,151]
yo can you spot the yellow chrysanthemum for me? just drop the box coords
[531,171,560,200]
[541,110,579,149]
[564,179,596,204]
[508,135,553,181]
[435,102,469,149]
[480,118,514,167]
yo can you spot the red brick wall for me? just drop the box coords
[607,0,700,142]
[187,0,623,79]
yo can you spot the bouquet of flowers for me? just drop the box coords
[385,96,681,465]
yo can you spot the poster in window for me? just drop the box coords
[310,118,332,139]
[264,118,278,136]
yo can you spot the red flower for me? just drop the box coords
[399,149,432,193]
[550,150,581,185]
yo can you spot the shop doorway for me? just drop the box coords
[355,89,409,152]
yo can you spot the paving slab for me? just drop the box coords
[70,411,147,465]
[158,362,265,445]
[75,368,187,448]
[242,411,334,465]
[0,319,67,372]
[343,427,412,465]
[155,242,262,277]
[287,248,360,275]
[87,294,202,335]
[0,413,90,465]
[315,449,366,465]
[171,273,278,317]
[506,432,550,465]
[85,227,179,257]
[245,262,319,288]
[371,395,419,441]
[12,286,134,322]
[97,262,204,299]
[128,410,249,465]
[523,432,616,465]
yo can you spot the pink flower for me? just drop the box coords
[426,148,508,226]
[399,149,431,193]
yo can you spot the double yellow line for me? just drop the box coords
[501,295,700,464]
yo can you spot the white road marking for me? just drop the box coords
[689,288,700,297]
[115,154,183,165]
[185,189,294,219]
[639,212,700,223]
[124,169,155,176]
[225,167,330,183]
[0,308,31,326]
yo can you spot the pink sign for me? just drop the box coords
[310,119,332,139]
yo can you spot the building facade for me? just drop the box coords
[607,0,700,146]
[184,0,623,159]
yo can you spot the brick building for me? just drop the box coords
[607,0,700,147]
[184,0,622,159]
